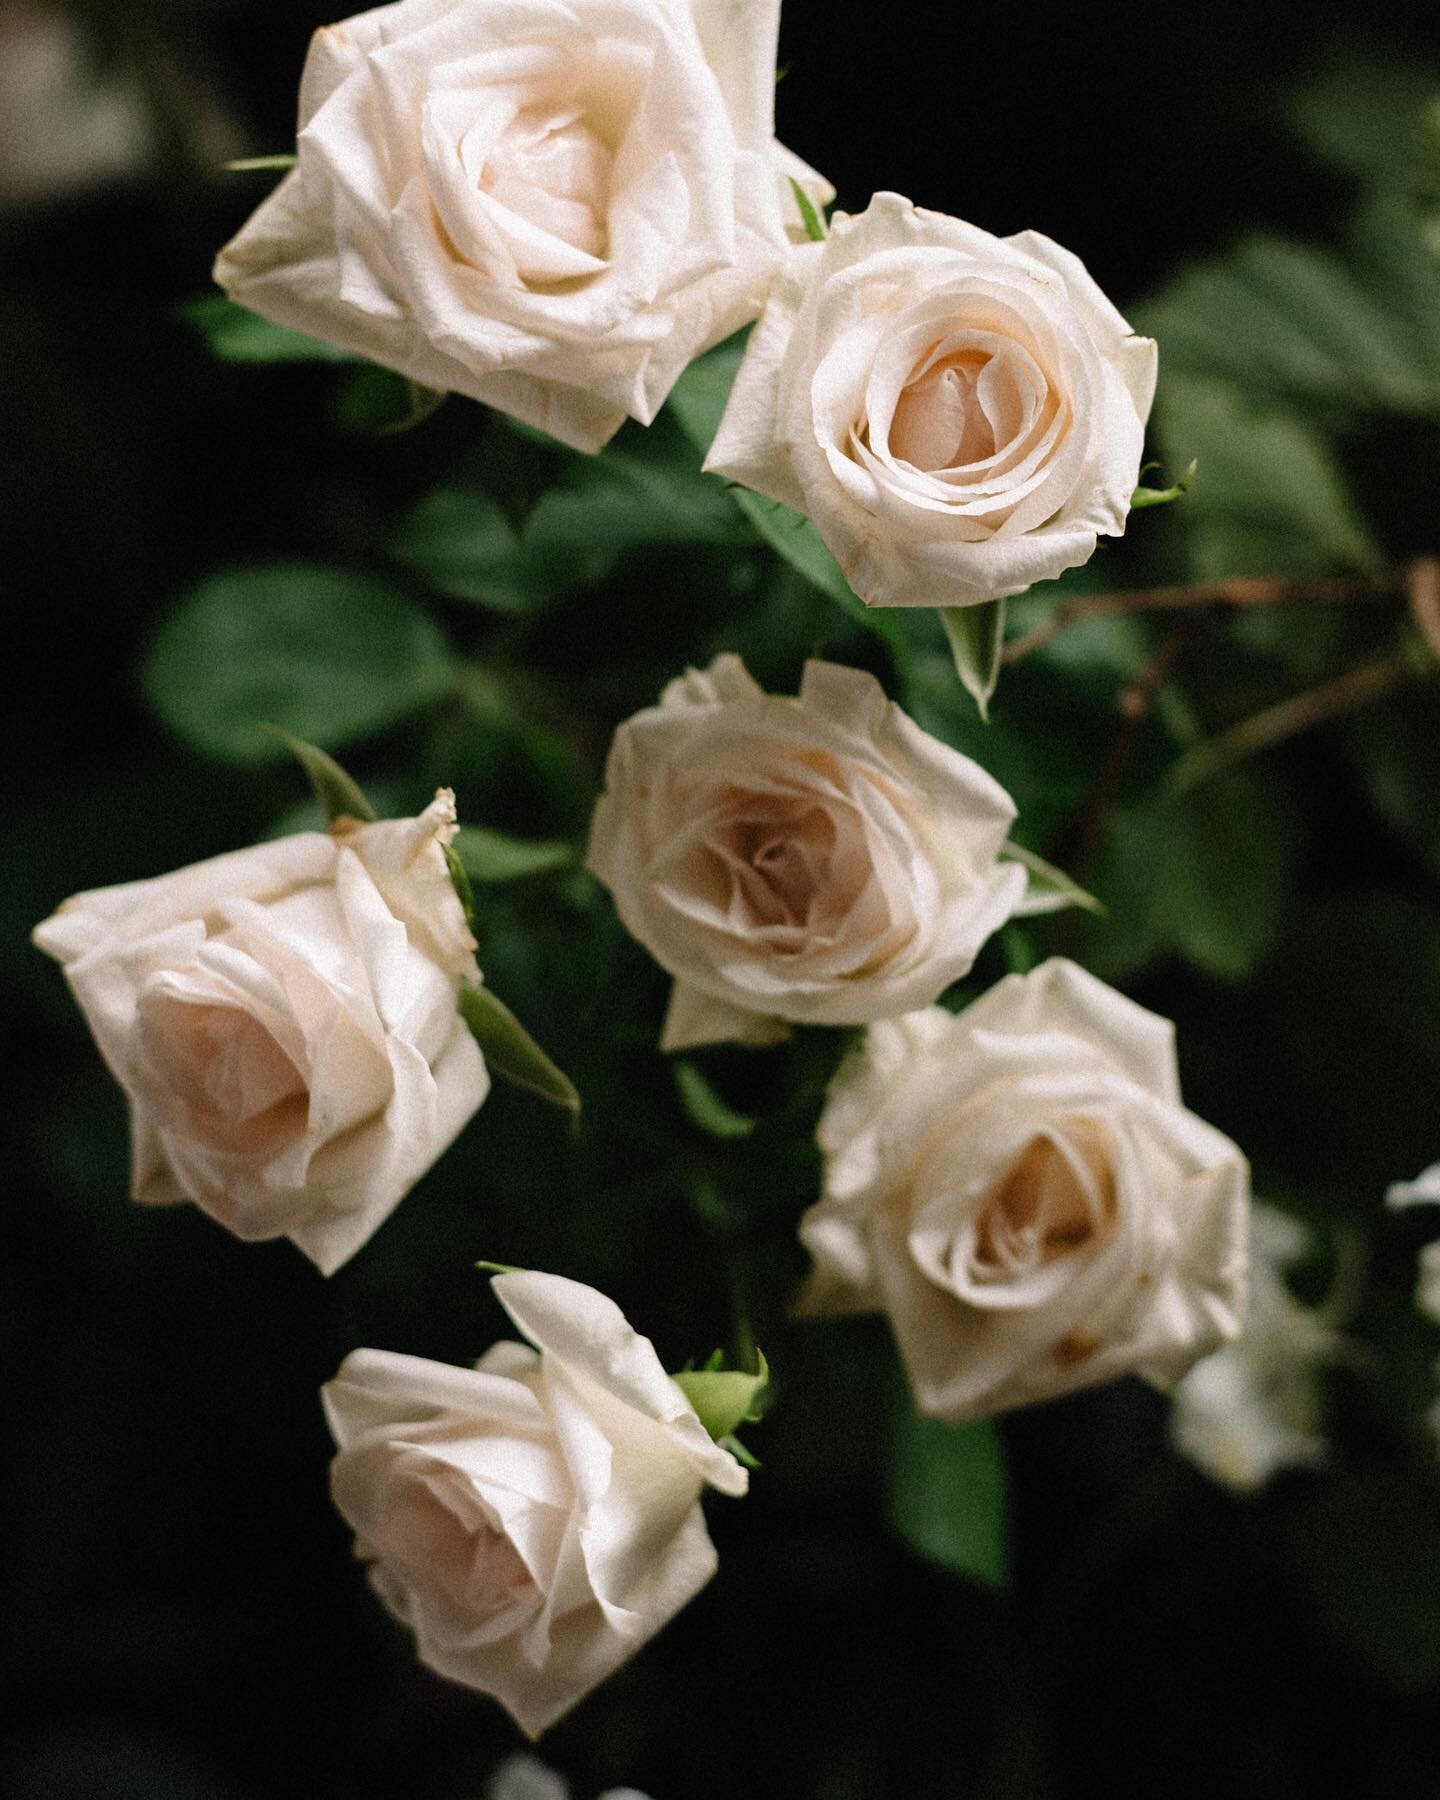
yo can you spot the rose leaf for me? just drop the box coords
[180,293,352,365]
[887,1388,1010,1593]
[458,983,580,1116]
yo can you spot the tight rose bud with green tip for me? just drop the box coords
[586,654,1027,1051]
[707,191,1157,607]
[32,792,489,1273]
[323,1272,748,1738]
[800,959,1249,1419]
[214,0,832,453]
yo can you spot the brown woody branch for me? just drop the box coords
[1001,570,1399,666]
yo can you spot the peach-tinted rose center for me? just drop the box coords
[889,353,999,471]
[481,105,610,261]
[139,994,308,1151]
[974,1117,1116,1276]
[385,1480,534,1618]
[693,790,876,945]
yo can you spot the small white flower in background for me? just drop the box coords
[324,1271,747,1738]
[1387,1161,1440,1211]
[1387,1169,1440,1452]
[799,958,1249,1419]
[215,0,831,453]
[1170,1204,1342,1493]
[707,190,1157,608]
[1387,1162,1440,1325]
[489,1751,652,1800]
[586,653,1026,1051]
[0,5,153,211]
[31,792,488,1274]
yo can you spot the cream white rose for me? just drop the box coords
[1170,1204,1341,1492]
[323,1271,747,1737]
[31,792,489,1274]
[585,653,1027,1051]
[706,190,1157,607]
[214,0,832,454]
[799,958,1248,1418]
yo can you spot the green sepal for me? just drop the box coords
[1132,456,1199,510]
[443,841,477,933]
[672,1349,770,1442]
[939,597,1006,720]
[788,176,827,242]
[719,1433,761,1470]
[180,293,351,365]
[674,1060,756,1140]
[458,984,580,1116]
[379,380,447,436]
[475,1259,523,1276]
[264,729,377,825]
[224,154,297,173]
[335,365,447,435]
[1002,839,1106,918]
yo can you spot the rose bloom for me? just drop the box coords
[799,958,1249,1419]
[1170,1204,1340,1493]
[323,1271,747,1737]
[214,0,831,453]
[585,653,1026,1051]
[32,792,488,1274]
[707,191,1157,607]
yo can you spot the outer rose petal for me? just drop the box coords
[345,787,479,983]
[702,246,814,494]
[493,1271,750,1496]
[959,958,1183,1106]
[288,1014,490,1275]
[31,833,338,964]
[660,980,792,1051]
